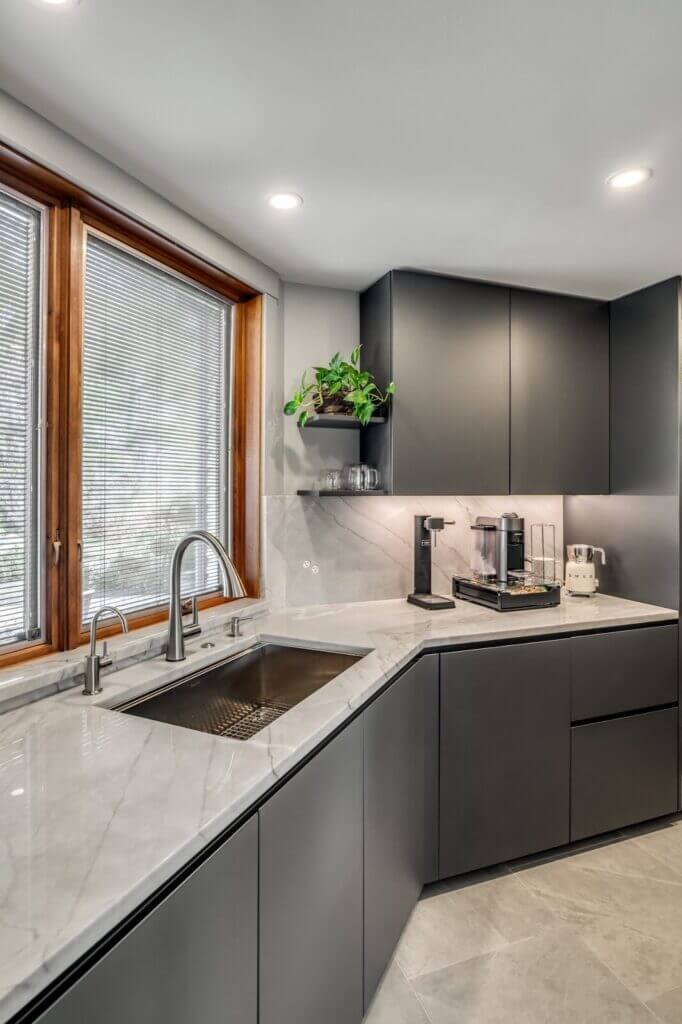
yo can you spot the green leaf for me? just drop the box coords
[386,381,396,395]
[350,345,361,366]
[298,410,310,427]
[283,400,298,416]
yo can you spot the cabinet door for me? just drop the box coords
[37,816,258,1024]
[510,289,609,494]
[391,271,510,495]
[259,718,364,1024]
[571,708,678,841]
[364,655,437,1008]
[440,641,570,878]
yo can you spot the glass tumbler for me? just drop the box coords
[360,465,380,490]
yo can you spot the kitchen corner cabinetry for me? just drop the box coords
[439,640,571,877]
[569,623,679,841]
[360,271,511,495]
[438,623,679,880]
[35,816,258,1024]
[363,654,437,1009]
[510,288,610,494]
[259,717,364,1024]
[31,624,679,1023]
[359,271,610,496]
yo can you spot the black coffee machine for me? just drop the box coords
[453,513,561,611]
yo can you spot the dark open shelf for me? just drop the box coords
[297,490,388,497]
[299,413,386,429]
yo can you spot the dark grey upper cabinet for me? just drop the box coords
[36,816,258,1024]
[361,271,510,495]
[510,289,609,494]
[259,718,364,1024]
[364,655,436,1009]
[440,640,571,878]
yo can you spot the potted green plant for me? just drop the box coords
[283,346,395,427]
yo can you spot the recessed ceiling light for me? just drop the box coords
[35,0,80,7]
[268,193,303,210]
[606,167,652,190]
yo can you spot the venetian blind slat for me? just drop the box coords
[0,188,42,647]
[81,236,230,625]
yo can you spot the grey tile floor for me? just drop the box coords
[364,816,682,1023]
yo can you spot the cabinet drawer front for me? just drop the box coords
[571,624,678,721]
[571,708,679,842]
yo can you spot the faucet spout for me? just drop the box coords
[166,530,246,662]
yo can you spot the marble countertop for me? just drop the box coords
[0,592,677,1022]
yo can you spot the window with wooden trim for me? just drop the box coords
[0,144,261,664]
[0,185,46,652]
[81,233,232,624]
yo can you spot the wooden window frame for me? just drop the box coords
[0,143,262,664]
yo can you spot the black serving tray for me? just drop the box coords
[453,576,562,612]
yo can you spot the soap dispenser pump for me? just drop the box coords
[407,515,456,610]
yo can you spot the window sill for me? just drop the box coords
[0,598,268,715]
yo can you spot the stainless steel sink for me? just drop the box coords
[113,643,361,740]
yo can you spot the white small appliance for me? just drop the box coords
[565,544,606,596]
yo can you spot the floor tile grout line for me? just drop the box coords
[571,931,669,1024]
[629,834,682,884]
[400,931,540,986]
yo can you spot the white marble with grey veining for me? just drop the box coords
[0,592,676,1022]
[277,494,563,606]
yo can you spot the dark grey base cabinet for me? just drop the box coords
[571,624,678,721]
[571,708,679,841]
[363,655,436,1010]
[259,717,364,1024]
[36,816,258,1024]
[439,640,571,878]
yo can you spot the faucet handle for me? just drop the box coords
[182,595,202,640]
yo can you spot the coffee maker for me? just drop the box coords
[470,513,525,583]
[453,513,561,611]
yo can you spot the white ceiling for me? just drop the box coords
[1,0,682,297]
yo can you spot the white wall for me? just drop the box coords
[0,90,279,298]
[282,282,361,494]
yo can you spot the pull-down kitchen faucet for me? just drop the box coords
[166,530,246,662]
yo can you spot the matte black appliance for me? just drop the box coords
[407,514,455,610]
[453,513,561,611]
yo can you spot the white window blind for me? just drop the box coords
[82,235,231,625]
[0,187,43,648]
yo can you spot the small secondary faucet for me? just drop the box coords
[83,606,129,695]
[166,530,246,662]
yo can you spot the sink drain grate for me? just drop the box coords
[220,702,290,741]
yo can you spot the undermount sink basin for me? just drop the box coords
[113,643,361,740]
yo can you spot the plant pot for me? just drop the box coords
[319,392,352,416]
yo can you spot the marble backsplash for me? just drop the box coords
[264,495,564,608]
